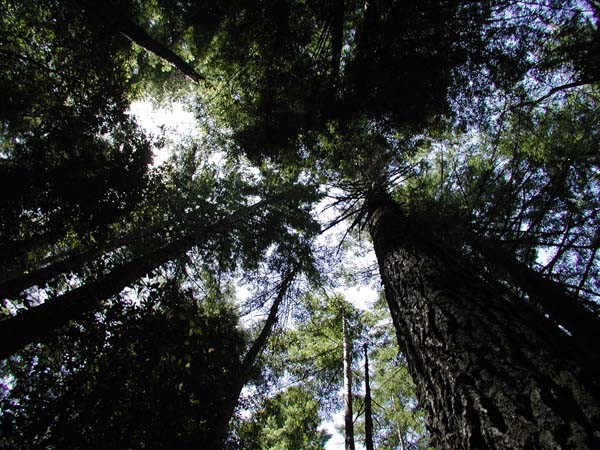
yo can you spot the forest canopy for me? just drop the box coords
[1,0,600,449]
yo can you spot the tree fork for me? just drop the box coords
[367,193,600,449]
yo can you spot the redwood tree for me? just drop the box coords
[367,192,600,449]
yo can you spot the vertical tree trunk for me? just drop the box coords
[367,193,600,449]
[343,313,356,450]
[391,395,407,450]
[330,0,344,82]
[363,343,375,450]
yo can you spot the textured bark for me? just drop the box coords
[464,230,600,368]
[343,314,356,450]
[0,200,269,360]
[368,193,600,449]
[363,343,375,450]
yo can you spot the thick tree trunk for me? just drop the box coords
[0,200,269,360]
[367,193,600,449]
[463,230,600,367]
[363,343,375,450]
[343,313,356,450]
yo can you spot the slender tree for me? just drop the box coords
[463,228,600,366]
[0,198,273,360]
[81,0,206,83]
[0,220,169,299]
[3,1,600,447]
[358,298,431,450]
[212,267,299,445]
[342,311,356,450]
[363,343,375,450]
[117,18,205,83]
[0,276,277,449]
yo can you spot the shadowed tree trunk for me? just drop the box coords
[343,312,356,450]
[211,268,298,447]
[0,199,270,360]
[462,229,600,368]
[117,19,205,83]
[0,221,170,299]
[330,0,344,82]
[367,192,600,449]
[81,1,204,83]
[363,343,375,450]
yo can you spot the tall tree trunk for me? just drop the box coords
[0,221,169,299]
[330,0,344,82]
[0,205,128,278]
[211,268,298,447]
[463,229,600,368]
[343,313,356,450]
[0,200,270,360]
[367,193,600,449]
[392,395,407,450]
[81,2,204,83]
[363,343,375,450]
[117,19,204,83]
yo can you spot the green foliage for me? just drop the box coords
[260,292,430,448]
[267,293,363,412]
[237,386,331,450]
[0,280,247,449]
[2,0,600,446]
[0,0,152,273]
[356,298,431,450]
[198,0,330,163]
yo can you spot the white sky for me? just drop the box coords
[128,99,201,166]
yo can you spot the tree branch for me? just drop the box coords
[511,79,594,109]
[119,19,205,83]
